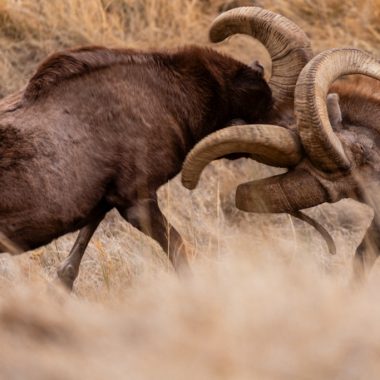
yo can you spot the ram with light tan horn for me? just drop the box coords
[0,6,313,290]
[182,47,380,278]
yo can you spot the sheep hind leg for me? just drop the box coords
[118,198,191,275]
[57,215,104,290]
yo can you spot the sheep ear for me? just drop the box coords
[327,93,342,128]
[250,60,265,77]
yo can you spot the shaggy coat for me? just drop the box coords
[0,46,271,271]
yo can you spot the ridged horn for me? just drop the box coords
[295,48,380,172]
[181,124,302,190]
[235,169,329,213]
[210,6,313,105]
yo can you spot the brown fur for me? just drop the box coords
[0,45,272,273]
[23,47,155,103]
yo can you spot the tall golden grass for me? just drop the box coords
[1,0,380,378]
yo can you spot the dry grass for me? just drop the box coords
[1,0,380,379]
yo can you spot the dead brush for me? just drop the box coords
[0,1,379,379]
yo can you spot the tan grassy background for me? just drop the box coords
[0,0,380,379]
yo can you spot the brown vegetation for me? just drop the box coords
[1,0,380,379]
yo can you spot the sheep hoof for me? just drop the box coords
[57,261,77,290]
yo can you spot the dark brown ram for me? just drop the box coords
[0,7,313,288]
[182,10,380,278]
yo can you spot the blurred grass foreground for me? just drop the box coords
[1,0,380,379]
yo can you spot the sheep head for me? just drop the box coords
[181,48,380,264]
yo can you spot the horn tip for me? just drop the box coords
[181,178,197,190]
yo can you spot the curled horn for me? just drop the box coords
[235,169,329,213]
[210,6,313,106]
[181,125,302,190]
[295,48,380,172]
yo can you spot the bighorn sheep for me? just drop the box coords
[0,7,313,288]
[182,8,380,278]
